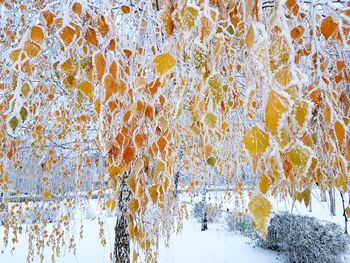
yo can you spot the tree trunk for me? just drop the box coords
[329,188,336,216]
[321,190,327,202]
[308,195,312,212]
[201,185,208,231]
[340,191,348,235]
[114,180,131,263]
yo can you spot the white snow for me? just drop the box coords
[0,189,348,263]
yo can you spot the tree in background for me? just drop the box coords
[0,0,349,262]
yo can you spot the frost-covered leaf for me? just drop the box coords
[248,195,272,238]
[265,91,289,136]
[154,52,176,75]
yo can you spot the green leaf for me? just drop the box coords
[20,107,28,121]
[9,117,19,130]
[207,156,216,167]
[21,83,30,97]
[226,25,234,35]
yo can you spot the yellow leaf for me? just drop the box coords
[246,25,255,49]
[61,58,77,75]
[274,66,291,87]
[128,198,140,214]
[288,144,310,173]
[78,81,94,99]
[345,207,350,217]
[302,188,311,207]
[248,195,272,238]
[24,41,41,58]
[204,112,218,129]
[148,184,159,204]
[30,26,44,45]
[105,199,117,211]
[259,175,270,194]
[294,99,310,127]
[183,6,198,30]
[153,52,176,76]
[265,91,289,136]
[43,190,54,200]
[207,75,223,105]
[243,127,270,169]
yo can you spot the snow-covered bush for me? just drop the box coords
[226,214,258,240]
[259,213,350,263]
[191,201,221,223]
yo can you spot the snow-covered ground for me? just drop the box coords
[0,189,348,262]
[0,217,282,263]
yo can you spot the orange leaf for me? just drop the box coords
[85,27,98,46]
[334,121,345,148]
[104,74,118,100]
[123,146,135,165]
[43,11,55,29]
[72,2,82,15]
[290,25,304,40]
[59,26,75,46]
[321,16,338,40]
[24,41,41,58]
[94,53,106,81]
[120,5,131,14]
[97,15,109,37]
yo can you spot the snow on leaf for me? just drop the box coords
[97,15,109,37]
[85,27,98,46]
[265,90,289,136]
[153,52,176,76]
[207,75,223,105]
[148,184,159,204]
[59,26,75,46]
[30,26,44,45]
[293,99,311,128]
[204,112,218,129]
[248,195,272,239]
[288,144,311,173]
[78,81,94,99]
[9,117,19,130]
[94,53,106,82]
[24,41,41,58]
[243,127,270,169]
[183,6,198,30]
[321,16,338,40]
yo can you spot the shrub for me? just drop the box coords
[226,213,258,240]
[259,213,350,263]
